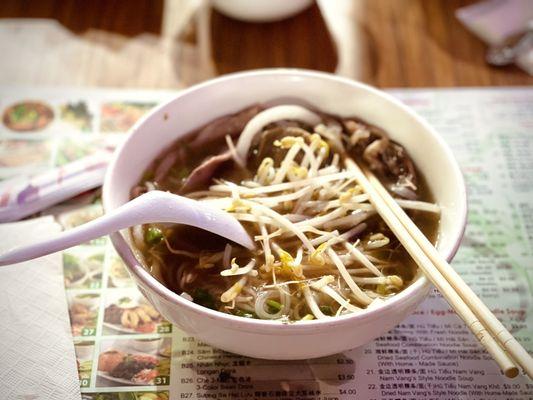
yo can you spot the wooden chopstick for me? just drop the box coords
[363,168,533,379]
[344,159,521,378]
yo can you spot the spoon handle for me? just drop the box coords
[0,191,253,266]
[0,198,146,266]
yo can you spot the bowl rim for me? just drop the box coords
[103,68,468,333]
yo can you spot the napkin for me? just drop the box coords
[456,0,533,75]
[0,217,81,399]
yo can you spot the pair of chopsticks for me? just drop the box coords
[345,159,533,379]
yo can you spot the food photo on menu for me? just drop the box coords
[68,291,100,337]
[63,248,104,289]
[96,337,171,387]
[2,100,54,132]
[0,1,532,399]
[59,101,94,132]
[81,391,169,400]
[74,340,96,388]
[103,289,171,335]
[107,253,135,288]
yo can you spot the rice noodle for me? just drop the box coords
[222,244,232,268]
[225,135,244,168]
[236,105,321,162]
[163,238,200,258]
[254,289,291,319]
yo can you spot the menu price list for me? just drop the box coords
[354,293,533,399]
[165,333,533,400]
[170,333,346,399]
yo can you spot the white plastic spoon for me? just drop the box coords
[0,190,254,266]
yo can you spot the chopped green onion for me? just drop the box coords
[301,314,315,320]
[145,226,164,245]
[192,288,216,310]
[266,299,282,313]
[319,305,333,316]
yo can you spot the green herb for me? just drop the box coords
[233,309,257,319]
[192,288,216,310]
[145,226,164,245]
[118,296,132,305]
[266,299,282,313]
[12,105,27,122]
[319,305,333,316]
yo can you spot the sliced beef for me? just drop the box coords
[187,105,263,150]
[343,119,418,198]
[180,152,232,193]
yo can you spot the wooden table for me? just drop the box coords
[0,0,531,88]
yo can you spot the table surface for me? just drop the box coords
[0,0,531,89]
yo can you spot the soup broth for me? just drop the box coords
[131,104,439,321]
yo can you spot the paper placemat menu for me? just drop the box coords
[0,86,531,400]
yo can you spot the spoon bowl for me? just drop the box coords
[0,190,253,267]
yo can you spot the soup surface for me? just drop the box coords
[131,104,439,321]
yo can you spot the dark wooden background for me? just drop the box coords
[1,0,531,88]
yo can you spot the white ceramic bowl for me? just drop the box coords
[103,69,467,360]
[132,338,162,353]
[211,0,313,23]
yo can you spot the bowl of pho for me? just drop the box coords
[103,69,467,359]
